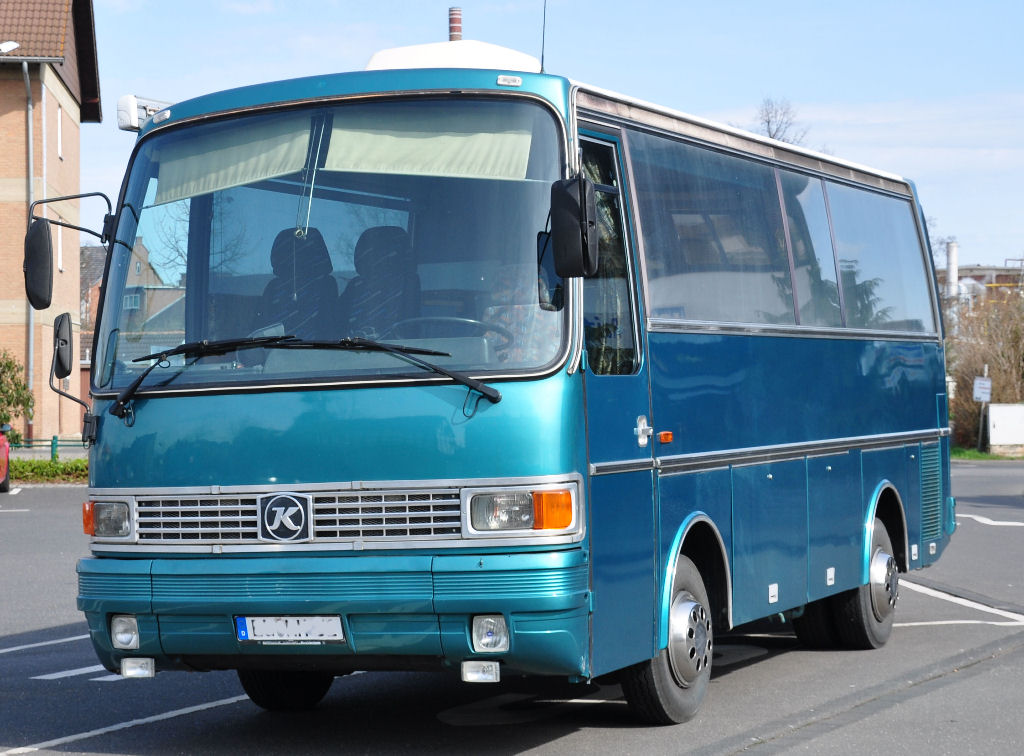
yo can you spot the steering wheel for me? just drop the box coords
[382,317,514,350]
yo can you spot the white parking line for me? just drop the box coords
[0,635,90,655]
[956,513,1024,527]
[0,695,249,755]
[31,664,106,680]
[901,580,1024,624]
[0,508,28,513]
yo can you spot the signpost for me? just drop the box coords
[974,368,991,451]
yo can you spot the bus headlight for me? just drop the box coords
[471,492,533,530]
[91,501,131,537]
[468,489,575,532]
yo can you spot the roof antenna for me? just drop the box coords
[540,0,548,72]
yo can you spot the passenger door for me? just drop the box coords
[579,133,657,676]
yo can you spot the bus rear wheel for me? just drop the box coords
[620,555,712,725]
[238,669,336,711]
[833,517,899,649]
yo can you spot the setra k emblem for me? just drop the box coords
[258,493,312,542]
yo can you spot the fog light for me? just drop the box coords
[462,660,501,683]
[111,615,140,650]
[471,614,509,653]
[120,658,155,678]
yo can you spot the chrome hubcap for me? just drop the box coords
[869,548,899,622]
[667,591,712,687]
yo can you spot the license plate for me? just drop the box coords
[235,615,344,644]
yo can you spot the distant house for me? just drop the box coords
[0,0,100,441]
[79,239,185,406]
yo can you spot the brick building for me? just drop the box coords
[0,0,100,440]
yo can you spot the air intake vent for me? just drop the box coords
[919,444,942,541]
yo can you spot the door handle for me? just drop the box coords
[634,415,653,448]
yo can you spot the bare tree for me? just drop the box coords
[946,289,1024,448]
[755,97,808,146]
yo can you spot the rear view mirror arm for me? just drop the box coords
[29,192,113,243]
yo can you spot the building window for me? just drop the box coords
[124,293,141,310]
[57,105,63,160]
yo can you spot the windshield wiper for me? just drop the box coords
[109,335,302,417]
[109,334,501,419]
[277,337,502,404]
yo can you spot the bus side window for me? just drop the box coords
[581,138,638,375]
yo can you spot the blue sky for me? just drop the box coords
[83,0,1023,267]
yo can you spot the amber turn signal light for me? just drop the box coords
[532,490,573,530]
[82,501,95,535]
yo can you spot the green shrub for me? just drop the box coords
[9,458,88,483]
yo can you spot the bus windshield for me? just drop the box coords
[94,97,566,393]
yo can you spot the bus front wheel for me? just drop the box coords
[833,517,899,649]
[238,669,336,711]
[620,555,712,725]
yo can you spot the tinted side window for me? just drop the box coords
[629,129,795,325]
[581,138,637,375]
[779,171,842,328]
[826,182,935,332]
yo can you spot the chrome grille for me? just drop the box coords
[138,497,260,541]
[135,489,462,543]
[314,492,461,538]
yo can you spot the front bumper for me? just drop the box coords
[78,549,590,678]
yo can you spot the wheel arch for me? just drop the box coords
[658,514,732,650]
[865,480,910,578]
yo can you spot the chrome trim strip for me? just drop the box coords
[657,429,950,475]
[566,278,584,375]
[589,458,656,476]
[89,473,581,498]
[646,319,941,342]
[574,89,911,190]
[92,534,586,555]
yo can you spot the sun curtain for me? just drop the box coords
[152,104,535,206]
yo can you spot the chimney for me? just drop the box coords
[946,240,959,299]
[449,7,463,41]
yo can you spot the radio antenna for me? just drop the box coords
[540,0,548,72]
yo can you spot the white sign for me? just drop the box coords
[973,377,992,403]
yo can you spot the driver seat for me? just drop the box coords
[340,226,419,337]
[258,227,338,339]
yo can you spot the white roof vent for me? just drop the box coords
[365,40,541,74]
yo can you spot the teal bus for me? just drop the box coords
[25,40,954,724]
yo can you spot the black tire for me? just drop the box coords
[237,669,336,711]
[620,555,712,725]
[791,597,841,649]
[833,517,899,649]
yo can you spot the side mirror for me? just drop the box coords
[550,175,599,277]
[53,313,74,380]
[24,218,54,310]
